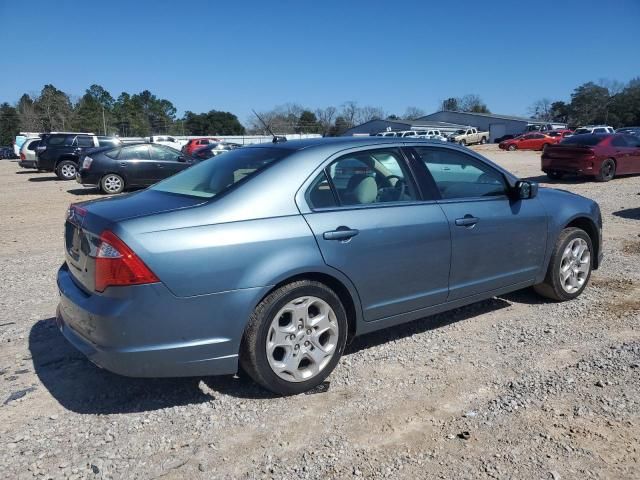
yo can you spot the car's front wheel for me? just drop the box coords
[56,160,77,180]
[240,280,348,395]
[534,227,593,301]
[508,144,517,151]
[101,174,125,194]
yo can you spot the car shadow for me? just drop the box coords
[613,207,640,220]
[15,170,42,175]
[29,318,216,414]
[67,187,101,196]
[28,176,60,182]
[31,297,518,411]
[345,297,511,355]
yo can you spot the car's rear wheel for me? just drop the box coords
[459,140,466,146]
[595,158,616,182]
[534,227,593,301]
[56,160,77,180]
[480,137,487,144]
[101,174,125,194]
[508,144,517,151]
[240,280,348,395]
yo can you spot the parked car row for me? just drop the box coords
[14,130,243,195]
[499,130,573,151]
[376,130,448,141]
[0,146,18,159]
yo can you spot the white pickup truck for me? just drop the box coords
[448,127,489,146]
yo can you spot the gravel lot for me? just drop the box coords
[1,145,638,479]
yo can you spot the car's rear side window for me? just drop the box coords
[47,135,70,146]
[151,147,290,199]
[561,135,604,146]
[307,149,417,209]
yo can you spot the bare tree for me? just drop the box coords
[358,105,386,123]
[340,101,360,128]
[315,106,337,136]
[403,106,426,120]
[528,98,553,121]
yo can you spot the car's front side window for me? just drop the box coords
[413,147,507,200]
[324,149,417,207]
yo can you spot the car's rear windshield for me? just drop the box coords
[560,134,605,146]
[150,147,291,198]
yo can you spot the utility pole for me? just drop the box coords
[102,105,107,135]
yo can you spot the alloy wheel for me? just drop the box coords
[559,238,590,294]
[61,164,76,179]
[103,175,123,193]
[266,296,339,383]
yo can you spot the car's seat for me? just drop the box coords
[344,174,377,205]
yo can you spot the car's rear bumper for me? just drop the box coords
[18,160,37,168]
[76,170,101,185]
[541,158,596,176]
[56,263,267,377]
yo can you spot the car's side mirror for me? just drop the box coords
[515,180,538,199]
[177,155,186,162]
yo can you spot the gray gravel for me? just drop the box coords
[0,146,638,479]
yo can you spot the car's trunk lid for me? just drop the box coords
[64,190,207,292]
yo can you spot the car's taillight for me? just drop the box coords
[94,230,158,293]
[82,156,93,170]
[20,153,25,160]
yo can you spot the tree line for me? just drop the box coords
[528,78,640,127]
[2,78,639,146]
[0,84,246,145]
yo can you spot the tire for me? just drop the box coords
[546,171,564,180]
[480,137,487,144]
[534,227,593,301]
[595,158,616,182]
[459,140,466,146]
[100,173,125,194]
[542,143,550,152]
[55,160,77,180]
[240,280,348,395]
[508,144,517,151]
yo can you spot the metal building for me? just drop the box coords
[343,118,467,136]
[416,111,549,142]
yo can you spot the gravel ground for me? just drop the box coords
[0,145,638,479]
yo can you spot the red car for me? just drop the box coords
[499,132,562,151]
[541,133,640,181]
[183,137,220,155]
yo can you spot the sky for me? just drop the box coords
[1,0,639,124]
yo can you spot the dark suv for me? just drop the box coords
[36,133,121,180]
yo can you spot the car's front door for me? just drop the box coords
[148,145,189,184]
[410,146,547,301]
[302,147,451,322]
[612,135,640,174]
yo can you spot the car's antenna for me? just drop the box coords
[252,109,287,143]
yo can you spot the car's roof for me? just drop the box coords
[243,136,444,152]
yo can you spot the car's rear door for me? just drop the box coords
[410,146,547,301]
[302,146,451,322]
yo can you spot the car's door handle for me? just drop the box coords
[455,215,479,227]
[323,227,359,241]
[156,163,164,168]
[119,162,126,167]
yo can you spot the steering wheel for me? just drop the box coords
[384,175,407,199]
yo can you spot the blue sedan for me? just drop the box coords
[56,137,603,394]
